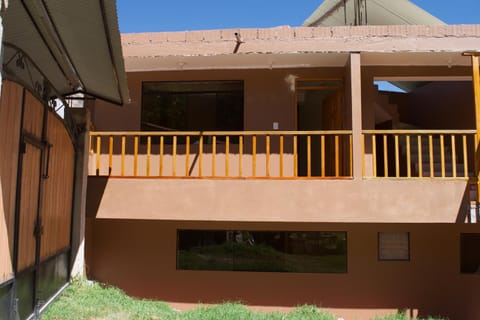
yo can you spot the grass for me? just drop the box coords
[41,279,335,320]
[41,278,175,320]
[41,279,446,320]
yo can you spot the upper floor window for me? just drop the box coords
[141,81,244,132]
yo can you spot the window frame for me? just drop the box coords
[377,231,410,262]
[176,229,348,274]
[140,80,245,133]
[460,233,480,274]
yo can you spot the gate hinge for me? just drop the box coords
[34,224,44,238]
[19,142,26,154]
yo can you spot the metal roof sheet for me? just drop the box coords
[304,0,445,26]
[2,0,129,105]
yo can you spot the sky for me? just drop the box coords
[117,0,480,33]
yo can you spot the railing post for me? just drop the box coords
[349,52,363,180]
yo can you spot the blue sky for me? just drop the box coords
[117,0,480,33]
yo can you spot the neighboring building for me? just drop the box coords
[0,1,128,319]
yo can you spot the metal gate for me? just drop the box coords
[0,81,75,320]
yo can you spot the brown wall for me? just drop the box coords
[86,219,480,320]
[86,178,470,224]
[91,66,474,133]
[91,68,346,132]
[399,81,475,129]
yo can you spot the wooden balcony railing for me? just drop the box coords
[89,131,353,179]
[362,130,476,179]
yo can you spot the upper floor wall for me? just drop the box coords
[91,64,474,133]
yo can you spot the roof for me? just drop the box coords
[304,0,445,27]
[2,0,129,105]
[120,25,480,72]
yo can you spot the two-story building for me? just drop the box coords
[85,2,480,320]
[0,1,128,319]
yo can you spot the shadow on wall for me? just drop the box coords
[86,176,109,218]
[85,219,480,320]
[456,181,474,223]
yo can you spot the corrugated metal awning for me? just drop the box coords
[304,0,445,26]
[2,0,129,105]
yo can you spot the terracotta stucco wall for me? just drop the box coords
[400,81,475,129]
[86,219,480,320]
[86,178,470,223]
[92,68,346,132]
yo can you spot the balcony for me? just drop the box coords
[89,129,476,180]
[86,129,475,223]
[89,130,354,179]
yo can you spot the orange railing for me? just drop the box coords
[362,130,476,179]
[89,131,353,179]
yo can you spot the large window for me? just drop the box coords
[177,230,347,273]
[141,81,244,132]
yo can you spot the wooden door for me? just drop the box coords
[16,142,42,272]
[297,84,344,177]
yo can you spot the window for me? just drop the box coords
[378,232,410,261]
[141,81,244,132]
[177,230,347,273]
[461,233,480,274]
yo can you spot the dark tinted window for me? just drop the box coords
[461,233,480,274]
[142,81,244,132]
[177,230,347,273]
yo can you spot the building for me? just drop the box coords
[0,1,128,319]
[85,1,480,317]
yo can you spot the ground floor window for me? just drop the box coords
[378,232,410,261]
[461,233,480,274]
[176,230,347,273]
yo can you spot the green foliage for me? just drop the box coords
[371,312,446,320]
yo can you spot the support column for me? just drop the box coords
[66,107,91,277]
[464,52,480,204]
[349,52,363,180]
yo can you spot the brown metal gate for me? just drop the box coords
[0,80,75,319]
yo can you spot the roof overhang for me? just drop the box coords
[2,0,129,105]
[121,26,479,72]
[125,53,350,72]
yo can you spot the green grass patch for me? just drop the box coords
[42,279,446,320]
[41,279,335,320]
[41,278,175,320]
